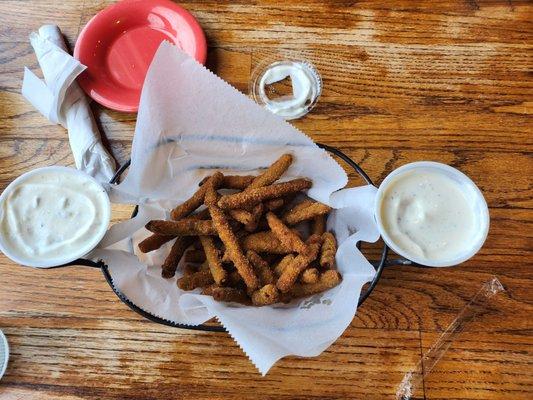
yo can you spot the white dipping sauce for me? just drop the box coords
[378,166,486,265]
[257,61,321,120]
[0,167,110,266]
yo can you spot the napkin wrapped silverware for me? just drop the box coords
[22,25,115,183]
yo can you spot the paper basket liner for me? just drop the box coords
[94,42,380,374]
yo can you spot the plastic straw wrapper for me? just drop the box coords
[396,276,506,400]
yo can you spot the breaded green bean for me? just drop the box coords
[276,234,322,293]
[283,202,331,225]
[161,237,193,278]
[199,235,227,285]
[247,153,293,190]
[251,284,280,306]
[246,250,275,285]
[217,179,312,210]
[145,219,217,236]
[289,270,341,298]
[320,232,337,269]
[266,211,307,254]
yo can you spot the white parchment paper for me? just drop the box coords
[21,25,116,183]
[91,42,380,374]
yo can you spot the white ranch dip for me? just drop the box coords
[254,60,321,120]
[377,164,488,266]
[0,167,110,266]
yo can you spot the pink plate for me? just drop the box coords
[74,0,207,112]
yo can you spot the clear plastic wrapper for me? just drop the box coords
[396,276,506,399]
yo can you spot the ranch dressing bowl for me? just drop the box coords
[0,166,110,267]
[375,162,489,267]
[250,58,322,120]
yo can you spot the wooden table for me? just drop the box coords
[0,1,531,399]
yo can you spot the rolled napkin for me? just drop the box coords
[21,25,116,183]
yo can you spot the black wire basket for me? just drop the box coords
[61,143,407,333]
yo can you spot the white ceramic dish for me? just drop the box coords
[0,166,111,268]
[375,161,489,267]
[0,330,8,380]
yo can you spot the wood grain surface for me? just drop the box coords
[0,1,532,399]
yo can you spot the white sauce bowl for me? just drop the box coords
[375,162,489,267]
[0,166,110,267]
[0,329,8,381]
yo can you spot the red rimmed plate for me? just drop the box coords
[74,0,207,112]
